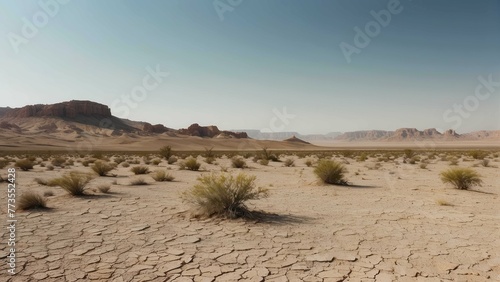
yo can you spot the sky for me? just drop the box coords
[1,0,499,134]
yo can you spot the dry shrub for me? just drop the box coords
[17,191,47,210]
[182,173,268,218]
[231,157,247,169]
[180,158,201,171]
[152,170,175,182]
[130,177,148,185]
[15,159,34,171]
[97,184,111,193]
[283,158,295,167]
[131,165,150,175]
[91,161,115,176]
[440,168,482,190]
[50,171,93,196]
[314,159,348,185]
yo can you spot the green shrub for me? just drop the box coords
[131,165,150,175]
[51,172,93,196]
[182,173,268,218]
[314,159,348,185]
[15,159,34,171]
[17,191,47,210]
[91,161,115,176]
[231,157,247,168]
[440,168,483,190]
[152,170,175,182]
[159,145,173,159]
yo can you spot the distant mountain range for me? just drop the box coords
[1,100,499,145]
[239,128,500,143]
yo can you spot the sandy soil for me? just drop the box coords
[0,153,499,281]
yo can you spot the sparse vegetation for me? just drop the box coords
[231,157,247,168]
[436,199,453,206]
[182,173,268,218]
[180,157,201,171]
[259,159,269,166]
[91,161,115,176]
[314,159,348,185]
[440,168,483,190]
[167,156,178,164]
[130,177,148,185]
[97,184,111,193]
[43,191,54,197]
[131,165,150,175]
[159,145,173,159]
[305,160,313,167]
[419,163,428,169]
[17,191,47,210]
[152,170,175,182]
[15,159,34,171]
[283,158,295,167]
[481,159,490,167]
[51,156,66,167]
[50,172,93,196]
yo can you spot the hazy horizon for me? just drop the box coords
[1,0,499,135]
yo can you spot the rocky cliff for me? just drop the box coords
[178,123,248,138]
[3,100,111,118]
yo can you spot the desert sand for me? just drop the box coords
[0,151,499,281]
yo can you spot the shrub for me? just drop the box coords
[305,160,313,167]
[97,184,111,193]
[469,150,487,160]
[43,191,54,197]
[0,159,9,169]
[34,178,48,185]
[50,172,93,196]
[152,170,175,182]
[159,145,173,159]
[259,159,269,166]
[17,191,47,210]
[481,159,490,167]
[283,158,295,167]
[357,153,368,162]
[231,157,247,169]
[314,159,348,185]
[15,159,34,171]
[130,177,148,185]
[151,159,161,165]
[440,168,483,190]
[205,157,215,164]
[91,161,115,176]
[404,149,416,160]
[436,199,453,206]
[46,165,55,171]
[167,156,178,164]
[419,163,428,169]
[51,156,66,167]
[122,162,130,168]
[182,173,268,218]
[449,158,459,166]
[181,158,201,171]
[113,157,125,164]
[131,165,150,175]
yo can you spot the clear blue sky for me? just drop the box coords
[1,0,499,134]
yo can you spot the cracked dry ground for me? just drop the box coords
[1,158,499,281]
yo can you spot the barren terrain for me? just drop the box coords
[0,151,499,281]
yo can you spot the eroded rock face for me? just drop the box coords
[4,100,111,118]
[142,123,170,134]
[178,123,248,138]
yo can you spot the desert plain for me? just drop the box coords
[0,148,499,282]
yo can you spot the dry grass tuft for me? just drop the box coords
[151,170,175,182]
[314,159,348,185]
[182,173,268,218]
[91,161,115,176]
[50,171,93,196]
[17,191,47,210]
[440,167,483,190]
[131,165,150,175]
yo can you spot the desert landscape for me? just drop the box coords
[2,1,500,281]
[0,145,499,281]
